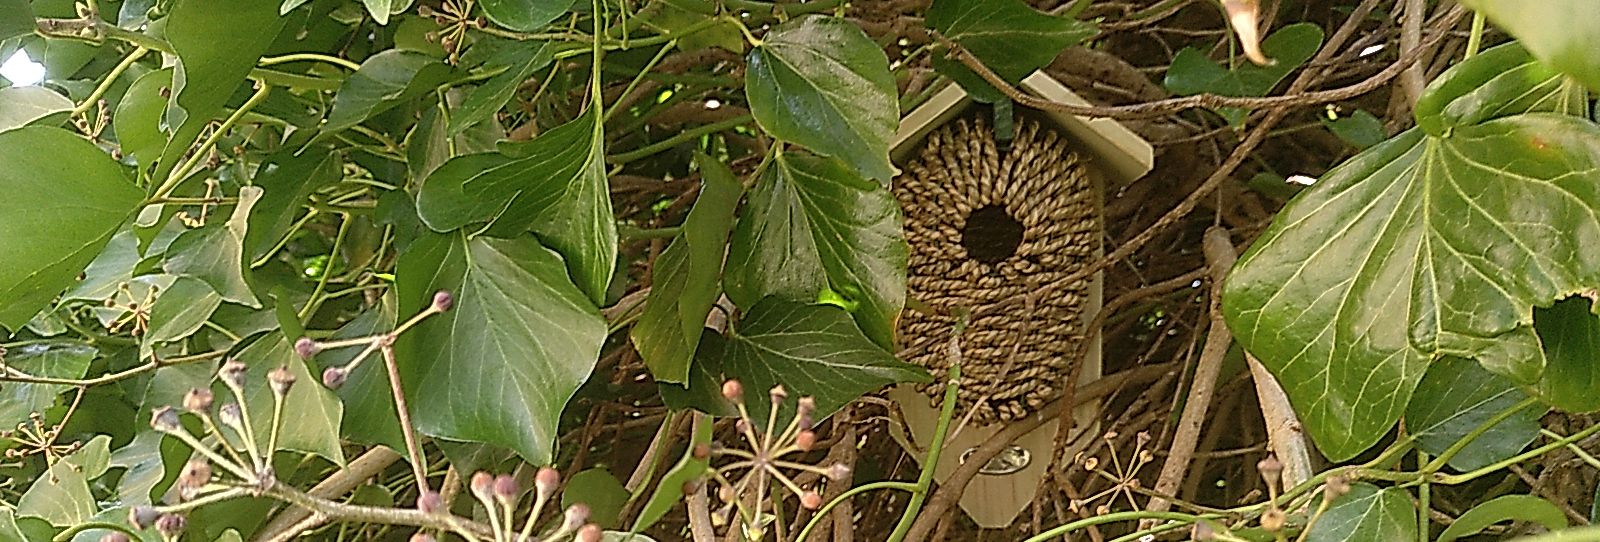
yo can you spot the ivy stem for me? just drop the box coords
[602,37,676,125]
[299,214,352,322]
[1416,450,1431,542]
[381,341,431,490]
[71,46,146,118]
[1464,11,1486,58]
[259,52,361,71]
[794,481,917,542]
[1422,397,1537,473]
[885,363,960,542]
[151,82,273,201]
[607,114,754,164]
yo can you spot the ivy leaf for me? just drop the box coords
[722,298,930,424]
[0,127,143,331]
[143,276,223,350]
[1164,23,1323,125]
[244,147,341,261]
[1437,495,1569,542]
[0,0,32,41]
[1459,0,1600,92]
[361,0,399,25]
[1223,114,1600,460]
[1323,109,1385,150]
[163,187,263,307]
[114,68,174,169]
[323,50,453,135]
[0,341,95,432]
[418,108,615,303]
[562,469,629,528]
[926,0,1095,82]
[227,333,346,465]
[313,306,405,451]
[746,16,898,183]
[632,153,743,383]
[449,42,554,136]
[108,431,188,506]
[480,0,575,32]
[0,86,71,133]
[1532,296,1600,412]
[639,0,745,53]
[633,418,711,532]
[397,233,606,465]
[1303,483,1416,542]
[17,436,111,527]
[1406,356,1539,471]
[158,0,286,181]
[726,151,907,349]
[1414,42,1588,136]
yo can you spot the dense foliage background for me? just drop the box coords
[2,0,1600,540]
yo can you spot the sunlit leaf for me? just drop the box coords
[1460,0,1600,92]
[115,68,174,169]
[0,341,95,432]
[726,151,907,349]
[632,153,743,382]
[0,127,143,330]
[143,276,223,349]
[17,436,111,527]
[1414,42,1588,136]
[0,86,71,133]
[746,16,898,183]
[397,233,606,464]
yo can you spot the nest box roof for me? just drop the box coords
[890,71,1155,185]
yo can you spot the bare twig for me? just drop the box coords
[252,446,403,542]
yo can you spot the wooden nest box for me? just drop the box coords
[887,72,1153,528]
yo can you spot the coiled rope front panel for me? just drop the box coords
[895,115,1097,424]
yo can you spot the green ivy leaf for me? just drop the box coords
[418,108,615,303]
[1223,114,1600,460]
[1303,483,1416,542]
[480,0,574,32]
[1532,296,1600,412]
[639,0,744,53]
[158,0,286,181]
[1459,1,1600,92]
[0,341,95,432]
[143,276,223,350]
[227,333,346,465]
[448,42,554,136]
[1437,495,1568,542]
[1323,109,1385,150]
[397,233,606,464]
[0,0,33,41]
[926,0,1095,82]
[108,430,187,506]
[1406,356,1539,471]
[361,0,399,25]
[0,86,71,133]
[746,16,898,183]
[633,417,711,532]
[562,469,630,528]
[658,334,737,417]
[17,436,111,527]
[323,50,453,135]
[1414,42,1588,136]
[0,127,143,331]
[723,298,929,424]
[632,153,743,382]
[163,187,263,307]
[1164,23,1323,125]
[244,147,341,261]
[114,68,174,169]
[726,151,907,349]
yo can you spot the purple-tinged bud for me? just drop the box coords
[218,402,242,427]
[183,388,214,413]
[219,359,248,389]
[692,444,711,460]
[1262,508,1286,532]
[492,474,519,505]
[800,491,822,510]
[717,484,735,502]
[681,478,702,494]
[417,490,442,514]
[797,396,816,419]
[769,384,788,405]
[268,366,296,396]
[150,406,181,432]
[795,430,817,451]
[576,524,603,542]
[827,463,851,481]
[294,337,320,359]
[563,503,590,531]
[535,467,561,500]
[322,366,348,390]
[99,533,131,542]
[129,506,159,530]
[179,458,212,489]
[432,290,453,312]
[1257,455,1283,489]
[410,534,437,542]
[1192,521,1215,541]
[155,514,186,538]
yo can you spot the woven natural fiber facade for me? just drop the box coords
[895,114,1098,424]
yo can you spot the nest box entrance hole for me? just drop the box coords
[960,205,1024,264]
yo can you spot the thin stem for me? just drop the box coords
[299,214,352,321]
[885,363,960,542]
[607,114,753,164]
[795,481,918,542]
[152,82,273,201]
[259,52,362,71]
[1464,12,1485,58]
[1422,397,1537,473]
[602,38,676,124]
[1417,451,1430,542]
[1437,423,1600,485]
[381,343,430,490]
[72,47,147,117]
